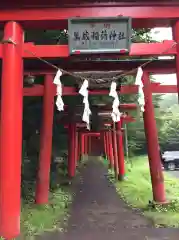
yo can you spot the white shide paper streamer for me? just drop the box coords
[53,69,64,111]
[109,81,121,122]
[135,67,145,112]
[79,80,91,130]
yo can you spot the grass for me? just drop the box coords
[21,187,72,239]
[108,155,179,227]
[20,155,89,239]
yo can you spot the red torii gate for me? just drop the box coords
[1,1,179,238]
[64,113,135,178]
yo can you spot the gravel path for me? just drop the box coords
[40,159,179,240]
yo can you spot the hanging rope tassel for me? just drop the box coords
[135,67,145,112]
[53,69,64,111]
[79,79,91,130]
[109,81,121,122]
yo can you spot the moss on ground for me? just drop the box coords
[20,155,90,239]
[108,155,179,227]
[21,187,72,239]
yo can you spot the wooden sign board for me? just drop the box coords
[68,17,132,55]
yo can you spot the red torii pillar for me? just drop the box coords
[0,21,23,239]
[172,22,179,102]
[112,124,119,178]
[80,133,85,157]
[103,131,109,163]
[77,131,81,162]
[103,132,106,154]
[143,72,166,203]
[108,131,115,167]
[106,131,113,168]
[88,135,91,155]
[116,121,125,180]
[35,75,54,204]
[68,123,76,177]
[75,130,79,163]
[84,134,88,155]
[102,131,107,157]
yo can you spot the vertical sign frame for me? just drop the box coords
[68,16,132,55]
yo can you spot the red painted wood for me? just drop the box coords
[0,6,178,28]
[105,132,110,163]
[75,131,79,162]
[35,75,55,205]
[24,84,178,97]
[84,135,88,154]
[143,72,166,203]
[103,132,107,157]
[24,67,176,75]
[63,85,178,96]
[108,131,115,167]
[80,133,85,156]
[0,41,175,59]
[1,0,179,8]
[0,21,23,239]
[23,85,45,96]
[83,132,100,136]
[116,121,125,180]
[112,124,119,178]
[64,115,135,127]
[173,21,179,102]
[105,131,113,167]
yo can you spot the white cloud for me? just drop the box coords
[150,27,173,41]
[152,74,176,85]
[150,28,175,84]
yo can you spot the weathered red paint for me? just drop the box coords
[173,21,179,102]
[23,84,45,96]
[2,1,179,9]
[14,41,178,58]
[75,131,79,162]
[103,132,107,157]
[86,133,100,136]
[80,133,85,156]
[0,41,176,59]
[116,121,125,180]
[108,131,115,167]
[105,132,110,163]
[35,75,55,204]
[0,21,23,239]
[106,131,114,168]
[84,135,88,155]
[112,125,119,178]
[88,136,91,155]
[23,84,179,97]
[0,6,178,28]
[143,72,166,203]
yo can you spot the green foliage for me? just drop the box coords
[121,76,164,155]
[21,188,72,238]
[160,93,178,110]
[159,104,179,150]
[132,28,156,43]
[108,155,179,227]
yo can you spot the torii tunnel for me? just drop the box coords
[1,0,179,238]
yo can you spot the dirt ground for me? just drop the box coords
[40,159,179,240]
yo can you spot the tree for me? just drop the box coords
[159,104,179,151]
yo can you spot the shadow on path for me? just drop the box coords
[40,159,179,240]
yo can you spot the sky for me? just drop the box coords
[150,27,177,85]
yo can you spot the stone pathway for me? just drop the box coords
[40,159,179,240]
